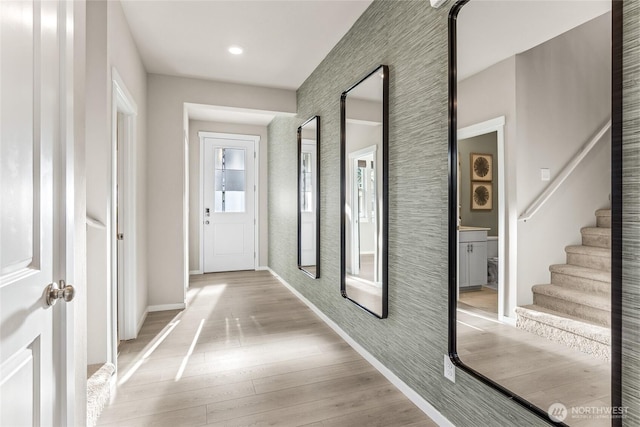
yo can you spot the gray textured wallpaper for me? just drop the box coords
[622,1,640,426]
[268,1,639,426]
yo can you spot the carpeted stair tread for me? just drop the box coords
[87,362,115,427]
[565,245,611,257]
[516,305,610,344]
[549,264,610,284]
[580,227,611,248]
[565,244,611,271]
[532,284,610,311]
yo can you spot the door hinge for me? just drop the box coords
[254,151,256,159]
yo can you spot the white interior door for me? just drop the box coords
[202,136,256,273]
[1,0,71,425]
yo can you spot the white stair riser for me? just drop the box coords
[551,272,610,294]
[533,294,610,327]
[566,252,611,272]
[581,233,611,249]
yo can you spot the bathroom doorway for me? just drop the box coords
[457,117,507,321]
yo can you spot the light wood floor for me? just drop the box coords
[457,308,610,427]
[97,270,436,427]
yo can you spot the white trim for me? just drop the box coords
[197,131,260,272]
[458,117,511,321]
[136,308,149,335]
[111,68,139,353]
[255,266,270,271]
[189,270,203,275]
[148,303,186,312]
[266,268,454,427]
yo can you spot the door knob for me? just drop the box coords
[45,280,75,306]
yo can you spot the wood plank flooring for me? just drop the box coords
[457,308,611,427]
[97,271,436,427]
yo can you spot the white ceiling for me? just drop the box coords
[457,0,611,81]
[120,0,611,125]
[120,0,373,90]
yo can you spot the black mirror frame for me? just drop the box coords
[297,116,321,279]
[340,64,389,319]
[447,1,623,426]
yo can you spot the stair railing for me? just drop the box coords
[519,119,611,222]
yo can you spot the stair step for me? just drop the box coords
[565,245,611,272]
[581,226,611,249]
[516,305,610,361]
[595,208,611,228]
[532,284,610,326]
[550,264,610,294]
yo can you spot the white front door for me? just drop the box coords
[1,0,74,425]
[202,135,256,273]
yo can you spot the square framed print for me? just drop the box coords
[471,182,493,210]
[470,153,493,181]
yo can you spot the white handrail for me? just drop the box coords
[519,119,611,222]
[86,215,106,229]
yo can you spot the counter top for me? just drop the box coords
[458,226,491,231]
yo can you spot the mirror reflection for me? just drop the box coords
[298,116,320,278]
[341,65,388,318]
[452,1,612,424]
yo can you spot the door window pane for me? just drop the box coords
[214,147,246,212]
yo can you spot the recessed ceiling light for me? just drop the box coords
[228,46,243,55]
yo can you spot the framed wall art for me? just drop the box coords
[470,153,492,181]
[471,182,492,210]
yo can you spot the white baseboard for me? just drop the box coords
[136,308,149,336]
[265,268,453,427]
[500,315,517,327]
[255,266,270,271]
[147,303,186,312]
[190,270,203,275]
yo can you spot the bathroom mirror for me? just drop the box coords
[449,1,619,425]
[341,65,388,318]
[298,116,320,278]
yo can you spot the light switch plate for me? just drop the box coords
[541,168,551,181]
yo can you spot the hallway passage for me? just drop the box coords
[98,271,436,426]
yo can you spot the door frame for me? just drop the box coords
[457,116,513,322]
[198,132,260,273]
[110,68,138,347]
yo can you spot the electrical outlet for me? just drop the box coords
[444,355,455,382]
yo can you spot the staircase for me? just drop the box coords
[515,209,611,361]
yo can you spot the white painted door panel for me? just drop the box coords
[1,0,66,425]
[203,137,255,272]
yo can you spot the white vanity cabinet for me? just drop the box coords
[458,228,488,291]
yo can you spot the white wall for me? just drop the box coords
[457,13,611,313]
[85,0,148,364]
[147,74,295,307]
[515,13,611,306]
[188,120,269,272]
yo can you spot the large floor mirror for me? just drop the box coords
[341,65,388,318]
[448,1,621,425]
[298,116,320,278]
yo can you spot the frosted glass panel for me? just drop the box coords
[224,192,245,213]
[223,148,245,170]
[214,147,246,212]
[215,170,245,192]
